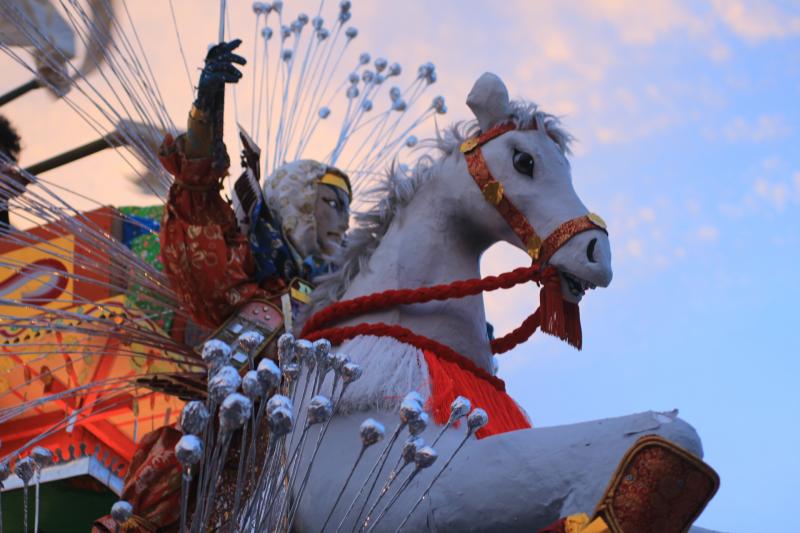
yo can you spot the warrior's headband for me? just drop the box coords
[319,167,352,202]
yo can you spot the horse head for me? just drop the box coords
[457,72,613,303]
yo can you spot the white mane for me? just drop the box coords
[307,101,573,316]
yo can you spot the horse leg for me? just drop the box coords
[292,409,702,532]
[423,409,703,532]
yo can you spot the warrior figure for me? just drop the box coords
[93,39,352,532]
[159,39,352,330]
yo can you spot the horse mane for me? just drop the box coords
[307,100,573,316]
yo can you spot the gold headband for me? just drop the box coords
[319,172,352,201]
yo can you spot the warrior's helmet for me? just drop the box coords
[263,160,352,259]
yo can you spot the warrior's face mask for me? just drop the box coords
[264,161,352,260]
[314,183,350,257]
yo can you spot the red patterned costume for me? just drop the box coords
[92,427,183,532]
[92,135,256,532]
[158,133,280,329]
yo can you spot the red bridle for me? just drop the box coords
[460,121,607,263]
[301,121,609,353]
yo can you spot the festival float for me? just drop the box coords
[0,1,720,532]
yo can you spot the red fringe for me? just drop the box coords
[564,302,582,350]
[422,350,531,439]
[538,274,582,349]
[305,322,532,439]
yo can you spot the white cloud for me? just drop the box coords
[707,41,731,63]
[626,239,643,258]
[639,207,656,223]
[696,226,720,241]
[721,115,792,142]
[710,0,800,42]
[754,178,789,211]
[581,0,707,45]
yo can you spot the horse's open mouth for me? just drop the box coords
[561,271,596,298]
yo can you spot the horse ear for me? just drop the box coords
[466,72,512,132]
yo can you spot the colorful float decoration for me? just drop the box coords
[0,2,721,532]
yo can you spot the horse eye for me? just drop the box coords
[512,149,535,177]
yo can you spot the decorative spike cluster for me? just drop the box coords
[234,0,448,188]
[175,435,204,466]
[179,401,210,435]
[0,0,461,527]
[110,500,133,525]
[219,393,252,432]
[208,365,242,403]
[14,457,35,484]
[360,418,386,447]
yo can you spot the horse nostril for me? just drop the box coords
[586,238,597,263]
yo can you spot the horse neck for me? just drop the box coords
[340,169,495,373]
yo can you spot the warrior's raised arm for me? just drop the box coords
[158,39,272,328]
[184,40,245,165]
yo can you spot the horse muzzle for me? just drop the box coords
[549,227,613,303]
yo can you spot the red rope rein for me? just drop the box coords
[301,263,577,354]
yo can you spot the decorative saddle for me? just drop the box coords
[540,435,720,533]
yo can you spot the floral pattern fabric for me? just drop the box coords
[92,426,183,532]
[158,134,280,328]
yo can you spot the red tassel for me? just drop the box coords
[538,270,583,349]
[564,302,582,350]
[422,350,531,438]
[539,270,565,339]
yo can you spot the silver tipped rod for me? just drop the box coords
[334,423,403,532]
[363,446,437,533]
[319,446,367,532]
[218,0,227,42]
[341,396,422,531]
[394,408,488,532]
[349,424,405,529]
[358,438,421,532]
[285,382,350,527]
[228,422,250,532]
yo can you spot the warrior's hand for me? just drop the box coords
[187,39,246,167]
[194,39,246,113]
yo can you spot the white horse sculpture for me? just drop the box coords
[292,73,704,532]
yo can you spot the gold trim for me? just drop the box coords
[460,137,479,153]
[482,181,504,205]
[289,277,314,305]
[563,514,591,533]
[587,212,607,230]
[319,173,351,200]
[580,517,611,533]
[290,286,311,304]
[189,105,209,122]
[526,234,542,260]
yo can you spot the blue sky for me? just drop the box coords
[2,1,798,531]
[469,2,800,531]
